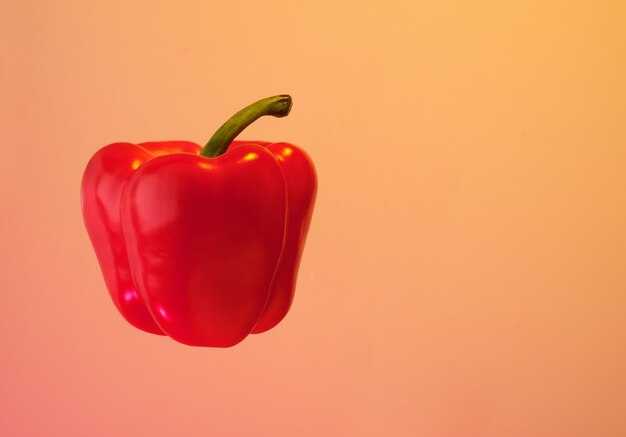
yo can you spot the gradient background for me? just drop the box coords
[1,1,625,436]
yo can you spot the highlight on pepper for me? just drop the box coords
[81,95,317,347]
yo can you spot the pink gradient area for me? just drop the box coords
[2,1,626,436]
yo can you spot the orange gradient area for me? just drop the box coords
[1,1,625,436]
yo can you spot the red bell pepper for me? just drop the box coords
[81,95,317,347]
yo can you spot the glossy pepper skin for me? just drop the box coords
[235,141,317,333]
[81,140,201,335]
[81,95,317,347]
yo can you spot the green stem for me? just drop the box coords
[200,95,292,158]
